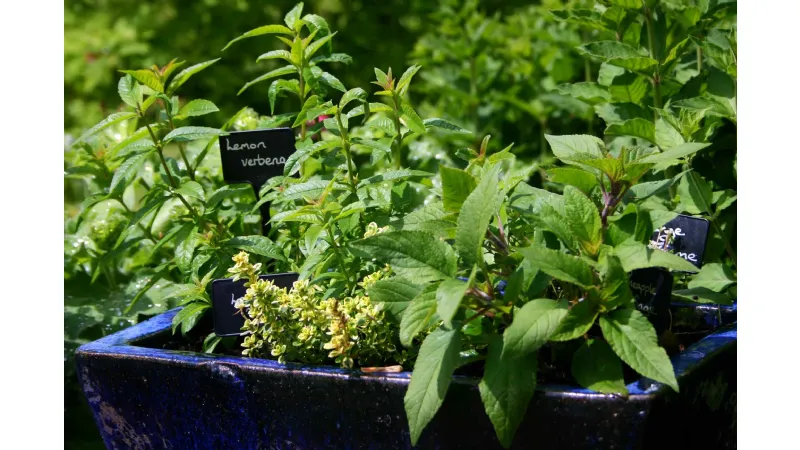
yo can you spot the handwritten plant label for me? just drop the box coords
[218,128,295,234]
[211,272,299,336]
[648,214,710,270]
[629,268,673,335]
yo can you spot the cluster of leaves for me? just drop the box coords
[355,132,715,446]
[550,0,737,302]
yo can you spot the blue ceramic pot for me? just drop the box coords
[76,304,736,449]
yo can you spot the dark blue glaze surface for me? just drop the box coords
[76,304,736,449]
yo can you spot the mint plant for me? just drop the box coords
[350,132,712,447]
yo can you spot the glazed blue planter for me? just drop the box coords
[76,304,736,450]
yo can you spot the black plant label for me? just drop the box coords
[629,268,673,335]
[211,272,299,337]
[218,128,295,234]
[650,214,710,270]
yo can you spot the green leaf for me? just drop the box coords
[222,25,294,51]
[257,49,293,63]
[396,65,422,95]
[624,169,688,201]
[238,65,296,95]
[501,299,567,359]
[176,99,219,119]
[120,69,163,93]
[479,336,538,448]
[578,41,658,72]
[110,151,150,194]
[339,87,368,110]
[174,180,204,200]
[605,118,656,143]
[518,246,595,288]
[550,300,599,341]
[654,117,685,149]
[455,165,504,267]
[207,184,253,208]
[163,126,226,143]
[599,252,634,309]
[672,287,733,305]
[284,3,304,30]
[423,118,472,134]
[172,303,210,335]
[404,328,461,446]
[687,263,736,292]
[436,267,476,328]
[225,236,287,262]
[283,139,339,176]
[563,186,602,256]
[401,104,427,135]
[594,102,649,124]
[600,308,679,391]
[400,285,439,347]
[508,182,564,216]
[572,339,628,395]
[677,171,713,215]
[357,169,432,189]
[555,82,611,104]
[73,112,138,145]
[166,58,220,95]
[546,168,598,194]
[268,79,301,114]
[318,71,346,92]
[348,231,457,283]
[118,75,141,108]
[639,143,710,170]
[544,134,605,161]
[175,226,199,272]
[304,32,338,60]
[366,278,422,321]
[613,238,699,272]
[440,166,478,212]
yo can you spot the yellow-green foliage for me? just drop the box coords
[228,251,403,368]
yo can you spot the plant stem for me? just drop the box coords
[643,4,662,120]
[469,55,479,133]
[325,224,356,293]
[336,113,359,197]
[165,110,195,181]
[696,45,703,73]
[583,34,594,134]
[117,199,158,244]
[390,92,404,169]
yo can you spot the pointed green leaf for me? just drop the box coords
[223,25,294,51]
[555,82,611,104]
[578,41,658,72]
[400,284,439,347]
[479,336,538,448]
[339,87,368,110]
[225,235,287,262]
[304,31,338,60]
[518,246,595,288]
[455,165,504,267]
[120,69,163,93]
[423,118,472,134]
[348,231,457,283]
[404,328,461,446]
[164,126,226,143]
[563,186,602,256]
[440,166,478,212]
[550,299,599,341]
[600,308,679,391]
[118,75,141,108]
[176,99,219,119]
[677,171,713,215]
[401,104,427,135]
[544,134,605,161]
[257,49,293,63]
[284,3,304,30]
[366,278,422,321]
[572,339,628,395]
[397,64,422,95]
[166,58,220,95]
[436,267,476,328]
[605,118,656,143]
[238,65,296,95]
[357,169,432,189]
[613,238,699,272]
[110,151,150,194]
[73,112,138,145]
[639,143,711,170]
[502,299,567,358]
[318,71,346,92]
[687,263,736,292]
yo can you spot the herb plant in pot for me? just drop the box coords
[75,3,736,449]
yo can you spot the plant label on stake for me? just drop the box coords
[631,214,711,333]
[629,268,673,335]
[211,273,300,336]
[650,214,710,270]
[219,128,295,235]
